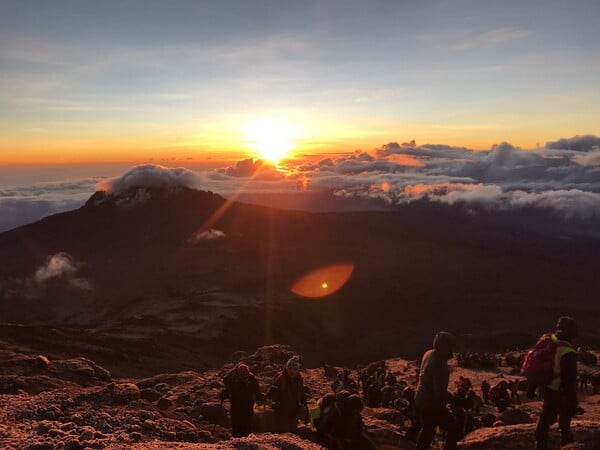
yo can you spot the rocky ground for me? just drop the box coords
[1,344,598,449]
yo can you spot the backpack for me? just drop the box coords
[521,333,557,385]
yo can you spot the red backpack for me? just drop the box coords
[521,333,557,385]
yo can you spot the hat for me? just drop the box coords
[236,364,251,377]
[556,316,578,340]
[286,357,301,371]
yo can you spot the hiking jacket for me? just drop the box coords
[415,349,454,410]
[221,372,261,415]
[269,371,306,417]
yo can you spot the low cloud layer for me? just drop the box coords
[2,134,600,231]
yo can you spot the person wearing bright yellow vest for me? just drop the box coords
[534,316,579,450]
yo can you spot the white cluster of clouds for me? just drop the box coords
[33,252,92,291]
[98,164,200,194]
[188,228,226,244]
[205,134,600,220]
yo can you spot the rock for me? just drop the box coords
[580,351,598,366]
[24,443,54,450]
[79,426,96,441]
[190,399,205,419]
[500,407,533,425]
[0,375,26,394]
[461,421,600,450]
[253,345,295,364]
[111,383,140,402]
[154,383,170,393]
[64,440,83,450]
[157,397,173,410]
[140,388,161,402]
[138,410,159,421]
[129,431,142,441]
[209,380,223,389]
[199,402,228,425]
[480,413,497,427]
[323,365,339,378]
[35,421,54,435]
[493,420,505,427]
[49,357,111,385]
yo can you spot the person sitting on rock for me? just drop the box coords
[489,380,510,412]
[414,331,461,450]
[268,356,308,433]
[337,394,376,450]
[314,393,343,448]
[220,363,263,437]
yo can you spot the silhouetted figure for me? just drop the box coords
[220,364,262,437]
[578,370,589,393]
[414,332,460,450]
[509,379,520,404]
[268,356,308,433]
[489,380,510,412]
[534,317,579,450]
[480,380,491,404]
[401,387,421,443]
[337,394,376,450]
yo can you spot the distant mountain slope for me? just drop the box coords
[0,186,599,367]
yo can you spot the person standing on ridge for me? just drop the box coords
[220,363,263,437]
[268,356,308,433]
[414,331,461,450]
[531,317,579,450]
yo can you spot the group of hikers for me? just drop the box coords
[218,316,588,450]
[456,352,501,369]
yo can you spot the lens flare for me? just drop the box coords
[291,263,354,298]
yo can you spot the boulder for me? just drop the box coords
[199,402,228,425]
[140,388,161,402]
[500,407,533,425]
[157,397,173,410]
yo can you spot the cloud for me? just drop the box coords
[573,150,600,167]
[213,159,285,180]
[98,164,200,193]
[545,135,600,152]
[0,178,99,232]
[188,229,226,244]
[27,252,92,297]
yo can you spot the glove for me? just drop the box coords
[526,384,537,399]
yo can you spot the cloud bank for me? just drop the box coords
[2,134,600,232]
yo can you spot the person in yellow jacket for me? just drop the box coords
[532,317,579,450]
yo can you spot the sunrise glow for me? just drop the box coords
[243,117,298,164]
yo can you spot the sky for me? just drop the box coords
[1,0,599,165]
[1,1,599,231]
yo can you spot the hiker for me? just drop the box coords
[380,384,395,408]
[578,370,589,393]
[509,379,520,404]
[480,380,491,404]
[530,317,579,450]
[401,386,421,443]
[313,393,342,448]
[268,356,308,433]
[220,364,263,437]
[414,331,461,450]
[337,394,376,450]
[489,380,510,412]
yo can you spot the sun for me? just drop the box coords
[243,117,297,164]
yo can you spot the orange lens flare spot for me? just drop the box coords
[291,264,354,298]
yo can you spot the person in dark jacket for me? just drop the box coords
[414,331,461,450]
[533,317,579,450]
[268,356,308,433]
[220,364,263,437]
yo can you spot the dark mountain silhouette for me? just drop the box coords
[0,186,599,375]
